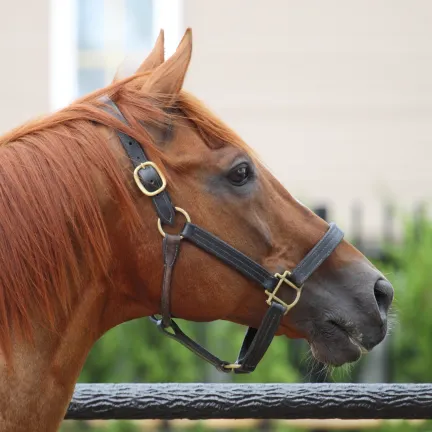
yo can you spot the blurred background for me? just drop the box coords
[1,0,432,431]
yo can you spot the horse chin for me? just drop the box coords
[307,322,366,367]
[278,322,364,367]
[309,339,363,367]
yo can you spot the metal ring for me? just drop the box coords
[157,207,191,238]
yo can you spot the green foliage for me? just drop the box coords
[78,318,201,383]
[382,216,432,383]
[62,211,432,431]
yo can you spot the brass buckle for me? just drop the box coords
[264,270,303,315]
[222,363,242,371]
[133,161,167,197]
[157,207,191,238]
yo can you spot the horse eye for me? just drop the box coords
[227,163,251,186]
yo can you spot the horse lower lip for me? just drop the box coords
[330,320,368,353]
[348,335,368,354]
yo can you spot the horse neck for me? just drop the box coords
[0,135,161,431]
[0,253,158,432]
[0,277,101,431]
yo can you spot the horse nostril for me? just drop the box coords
[374,278,394,320]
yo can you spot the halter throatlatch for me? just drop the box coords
[101,97,344,374]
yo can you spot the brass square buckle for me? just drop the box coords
[133,162,167,197]
[264,270,303,315]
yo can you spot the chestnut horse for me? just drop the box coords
[0,29,393,431]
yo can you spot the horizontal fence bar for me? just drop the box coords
[66,383,432,420]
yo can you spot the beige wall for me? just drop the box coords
[0,0,50,133]
[183,0,432,240]
[1,0,431,241]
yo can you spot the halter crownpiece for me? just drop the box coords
[101,97,344,374]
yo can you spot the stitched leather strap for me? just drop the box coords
[100,97,176,226]
[233,302,286,373]
[290,223,344,286]
[160,234,182,328]
[181,223,279,291]
[180,222,344,292]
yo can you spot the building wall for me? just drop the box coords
[0,0,50,133]
[182,0,432,240]
[0,1,431,240]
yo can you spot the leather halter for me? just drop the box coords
[101,97,344,374]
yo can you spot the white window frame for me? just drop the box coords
[49,0,78,111]
[49,0,183,111]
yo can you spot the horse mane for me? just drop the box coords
[0,74,252,360]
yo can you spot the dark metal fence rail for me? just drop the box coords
[66,383,432,420]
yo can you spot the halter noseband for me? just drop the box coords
[102,97,344,374]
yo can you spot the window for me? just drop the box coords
[125,0,153,51]
[76,0,154,96]
[78,0,104,50]
[49,0,182,110]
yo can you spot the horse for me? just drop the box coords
[0,29,393,431]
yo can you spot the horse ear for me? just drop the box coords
[113,29,165,81]
[142,28,192,97]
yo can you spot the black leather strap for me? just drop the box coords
[100,97,176,226]
[290,223,344,286]
[181,222,344,292]
[160,234,182,328]
[233,302,286,373]
[181,223,279,291]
